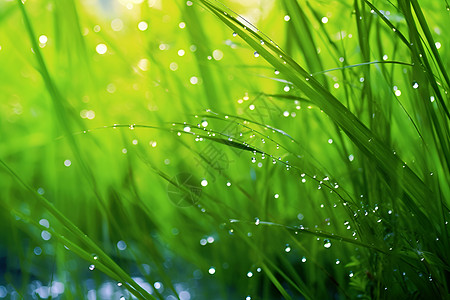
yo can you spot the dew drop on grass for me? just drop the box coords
[64,159,71,167]
[138,21,148,31]
[255,218,260,225]
[336,259,341,264]
[274,70,280,75]
[254,51,259,57]
[120,296,125,300]
[285,245,291,252]
[324,239,332,248]
[301,256,307,263]
[154,282,162,289]
[412,82,419,89]
[117,240,127,250]
[89,264,95,271]
[208,267,216,275]
[247,271,253,277]
[96,43,107,55]
[226,181,231,186]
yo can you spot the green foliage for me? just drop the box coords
[0,0,449,299]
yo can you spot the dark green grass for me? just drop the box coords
[0,0,449,299]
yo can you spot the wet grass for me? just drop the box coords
[0,0,449,299]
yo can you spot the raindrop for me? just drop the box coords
[285,245,291,252]
[208,267,216,275]
[323,239,332,248]
[301,256,307,263]
[138,21,148,31]
[39,35,48,44]
[254,51,259,57]
[117,240,127,250]
[96,43,107,55]
[89,264,95,271]
[41,231,51,241]
[412,82,419,89]
[247,271,253,277]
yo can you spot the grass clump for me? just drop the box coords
[0,0,449,299]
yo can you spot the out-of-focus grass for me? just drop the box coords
[0,0,449,299]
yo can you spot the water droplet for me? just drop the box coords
[201,179,208,187]
[117,240,127,250]
[226,181,231,186]
[255,218,260,225]
[96,43,107,55]
[89,264,95,271]
[247,271,253,277]
[232,32,237,37]
[412,82,419,89]
[274,70,280,75]
[208,267,216,275]
[336,259,340,264]
[323,239,332,248]
[285,245,291,252]
[253,51,259,57]
[301,256,307,263]
[117,282,122,286]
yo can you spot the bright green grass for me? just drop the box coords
[0,0,449,299]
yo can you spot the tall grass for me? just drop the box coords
[0,0,449,299]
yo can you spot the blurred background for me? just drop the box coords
[0,0,448,299]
